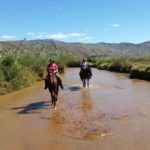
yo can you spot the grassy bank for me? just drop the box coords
[1,53,149,95]
[95,55,150,81]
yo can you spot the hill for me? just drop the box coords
[0,39,150,57]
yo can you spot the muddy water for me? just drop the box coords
[0,68,150,150]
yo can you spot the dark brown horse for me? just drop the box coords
[47,72,59,108]
[79,67,92,88]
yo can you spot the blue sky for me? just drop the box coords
[0,0,150,43]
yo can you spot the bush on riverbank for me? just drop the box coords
[96,56,131,72]
[95,55,150,81]
[0,54,40,94]
[130,64,150,80]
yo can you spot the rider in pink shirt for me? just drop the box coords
[47,63,58,73]
[44,59,64,89]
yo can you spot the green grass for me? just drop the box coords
[95,55,150,81]
[0,53,149,95]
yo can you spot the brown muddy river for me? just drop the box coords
[0,68,150,150]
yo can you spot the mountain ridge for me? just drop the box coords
[0,39,150,56]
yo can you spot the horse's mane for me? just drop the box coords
[47,73,58,85]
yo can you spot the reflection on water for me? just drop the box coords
[0,68,150,150]
[48,109,64,135]
[81,89,93,117]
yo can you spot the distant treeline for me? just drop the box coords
[95,55,150,81]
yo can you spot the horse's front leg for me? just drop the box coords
[49,89,54,105]
[53,87,58,108]
[82,79,86,87]
[87,79,89,88]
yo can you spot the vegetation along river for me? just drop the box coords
[0,68,150,150]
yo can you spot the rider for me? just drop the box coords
[80,57,92,78]
[44,59,64,89]
[80,57,88,71]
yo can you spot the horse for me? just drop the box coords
[79,67,92,88]
[47,72,59,108]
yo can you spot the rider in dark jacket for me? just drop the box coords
[80,57,92,79]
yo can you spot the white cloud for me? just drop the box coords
[26,32,35,35]
[46,32,86,39]
[26,32,47,36]
[37,32,47,35]
[26,32,47,39]
[46,33,68,39]
[69,33,85,37]
[79,36,93,41]
[1,35,16,39]
[112,23,120,28]
[35,32,47,38]
[25,32,94,42]
[36,35,44,39]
